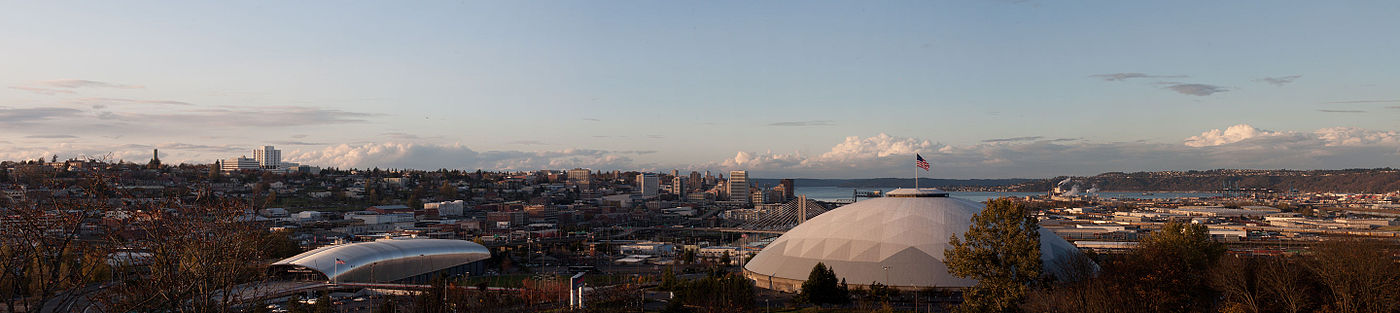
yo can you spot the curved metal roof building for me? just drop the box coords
[270,239,490,283]
[743,188,1088,292]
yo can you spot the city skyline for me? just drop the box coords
[3,2,1400,178]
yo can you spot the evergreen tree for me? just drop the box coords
[945,198,1042,313]
[798,262,849,305]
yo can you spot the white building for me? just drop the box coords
[671,177,686,197]
[296,211,326,222]
[222,157,259,172]
[637,173,659,197]
[344,211,414,225]
[253,146,281,169]
[424,200,465,217]
[728,170,749,202]
[744,188,1090,292]
[568,168,592,190]
[619,242,675,256]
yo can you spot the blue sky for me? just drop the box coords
[2,1,1398,178]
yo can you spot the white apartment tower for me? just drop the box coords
[253,146,281,169]
[728,170,749,202]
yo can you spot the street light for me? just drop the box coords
[882,265,890,286]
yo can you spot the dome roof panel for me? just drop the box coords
[744,189,1092,289]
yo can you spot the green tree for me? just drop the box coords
[313,292,334,313]
[438,182,458,200]
[262,230,304,259]
[798,262,849,305]
[1121,220,1225,312]
[671,272,755,313]
[945,198,1042,313]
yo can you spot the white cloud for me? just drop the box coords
[708,126,1400,178]
[285,143,648,171]
[5,126,1399,179]
[1184,124,1286,147]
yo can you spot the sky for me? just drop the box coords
[2,1,1399,179]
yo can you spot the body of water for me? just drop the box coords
[795,186,1221,202]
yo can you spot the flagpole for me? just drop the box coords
[914,154,920,190]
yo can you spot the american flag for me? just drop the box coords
[335,258,346,265]
[916,154,930,171]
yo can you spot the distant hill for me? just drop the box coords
[1004,168,1400,193]
[750,178,1034,188]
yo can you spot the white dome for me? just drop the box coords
[744,189,1085,289]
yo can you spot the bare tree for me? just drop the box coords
[0,169,110,313]
[1210,256,1261,313]
[96,196,276,313]
[1303,239,1400,313]
[1257,256,1310,313]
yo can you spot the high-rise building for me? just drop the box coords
[568,168,592,190]
[779,179,795,201]
[672,176,687,197]
[688,171,702,191]
[638,173,659,197]
[252,146,281,169]
[728,170,749,202]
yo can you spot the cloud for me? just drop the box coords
[24,135,78,139]
[1256,75,1301,86]
[96,106,382,127]
[0,107,83,124]
[1162,83,1228,96]
[582,118,600,122]
[38,79,142,89]
[506,140,548,146]
[1325,99,1400,104]
[704,125,1400,178]
[9,86,76,95]
[272,141,327,146]
[982,136,1044,143]
[1186,124,1399,148]
[1317,109,1365,113]
[286,143,646,170]
[1184,124,1287,147]
[715,133,937,172]
[73,97,193,106]
[1090,73,1186,81]
[769,120,836,127]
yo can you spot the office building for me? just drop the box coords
[222,156,259,172]
[728,170,749,202]
[779,179,795,201]
[568,168,592,190]
[672,176,687,197]
[253,146,281,169]
[638,173,659,197]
